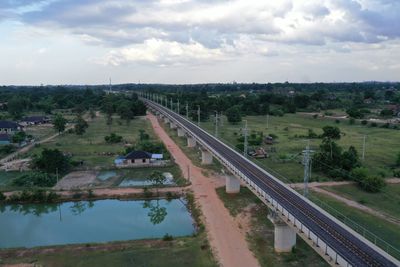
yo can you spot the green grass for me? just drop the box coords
[322,183,400,222]
[200,114,400,182]
[26,114,158,169]
[216,187,328,267]
[0,235,217,267]
[308,191,400,259]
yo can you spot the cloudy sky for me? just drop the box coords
[0,0,399,85]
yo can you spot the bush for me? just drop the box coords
[12,172,57,187]
[0,192,6,202]
[361,120,368,125]
[87,189,95,198]
[162,233,173,241]
[370,122,378,127]
[349,118,355,125]
[351,167,385,193]
[104,133,123,143]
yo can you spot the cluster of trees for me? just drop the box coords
[313,126,385,192]
[0,87,104,119]
[101,93,146,125]
[32,148,71,175]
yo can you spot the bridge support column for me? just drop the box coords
[164,117,169,124]
[201,149,213,165]
[187,137,196,147]
[225,175,240,194]
[177,128,185,137]
[268,211,296,253]
[170,122,177,129]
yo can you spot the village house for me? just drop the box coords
[0,134,11,145]
[114,151,165,168]
[20,116,51,126]
[0,121,22,135]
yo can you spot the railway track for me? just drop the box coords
[146,100,398,267]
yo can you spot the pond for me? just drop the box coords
[118,172,175,187]
[0,199,194,249]
[97,170,117,181]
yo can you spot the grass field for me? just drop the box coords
[216,187,328,267]
[200,113,400,182]
[0,235,217,267]
[322,183,400,220]
[26,114,158,169]
[308,191,400,259]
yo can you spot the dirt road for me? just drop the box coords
[147,113,260,267]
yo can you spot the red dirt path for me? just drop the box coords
[147,113,260,267]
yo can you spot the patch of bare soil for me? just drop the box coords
[53,171,98,190]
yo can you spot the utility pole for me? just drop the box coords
[267,114,269,129]
[243,120,248,157]
[170,99,173,110]
[362,135,367,161]
[186,102,189,118]
[177,99,180,114]
[215,111,219,138]
[220,111,223,127]
[165,97,167,107]
[197,105,201,126]
[302,141,313,197]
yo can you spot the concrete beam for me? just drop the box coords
[177,128,185,137]
[187,137,196,147]
[201,149,213,165]
[226,175,240,194]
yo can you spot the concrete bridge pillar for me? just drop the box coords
[164,117,169,124]
[226,175,240,194]
[201,149,213,165]
[177,128,185,137]
[187,137,196,147]
[268,211,296,253]
[170,122,177,129]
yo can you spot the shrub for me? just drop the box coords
[104,133,123,143]
[361,120,368,125]
[349,118,355,125]
[162,233,173,241]
[12,172,57,187]
[87,189,95,198]
[370,122,378,127]
[0,192,6,202]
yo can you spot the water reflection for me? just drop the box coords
[70,201,95,216]
[0,203,58,217]
[0,199,194,248]
[143,200,167,225]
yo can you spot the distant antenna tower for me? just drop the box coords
[109,77,112,93]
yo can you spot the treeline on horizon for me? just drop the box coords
[0,82,399,121]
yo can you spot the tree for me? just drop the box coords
[380,109,393,117]
[117,100,135,124]
[32,148,70,174]
[89,109,96,119]
[226,105,242,123]
[53,114,67,133]
[12,131,26,144]
[341,146,360,171]
[74,114,88,135]
[7,97,25,119]
[321,126,341,140]
[351,167,386,193]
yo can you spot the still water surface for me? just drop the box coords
[0,199,194,248]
